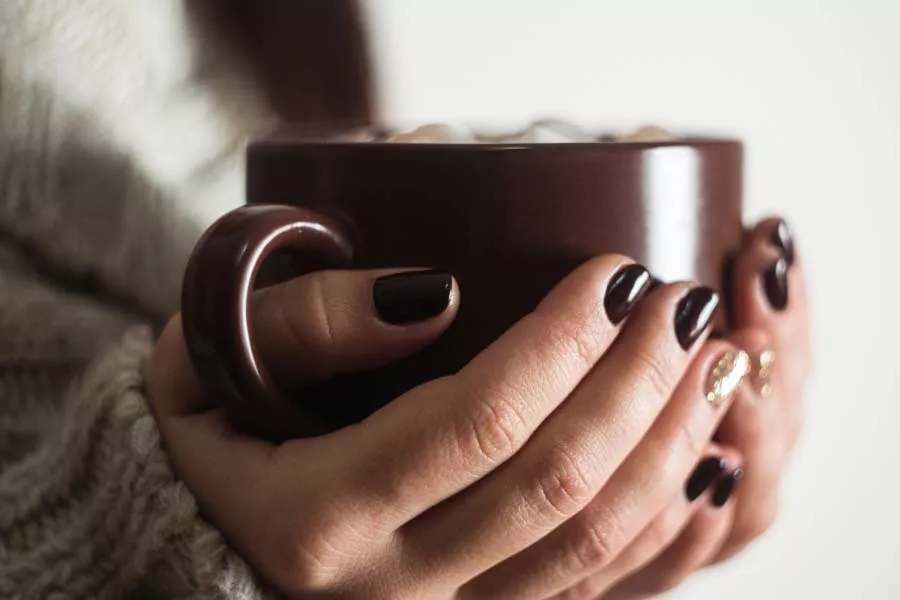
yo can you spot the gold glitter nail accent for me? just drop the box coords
[706,350,751,407]
[753,349,776,399]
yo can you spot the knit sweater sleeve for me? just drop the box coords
[0,246,276,599]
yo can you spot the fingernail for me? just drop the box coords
[751,349,776,399]
[763,257,789,311]
[604,264,652,325]
[711,468,744,508]
[770,220,795,266]
[674,287,720,350]
[706,349,751,407]
[685,456,727,502]
[373,270,453,325]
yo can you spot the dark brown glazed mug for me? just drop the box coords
[182,137,743,440]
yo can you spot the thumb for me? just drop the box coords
[150,268,457,426]
[253,268,459,386]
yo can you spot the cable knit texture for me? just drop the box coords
[0,0,284,597]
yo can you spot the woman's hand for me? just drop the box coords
[147,256,750,599]
[709,218,810,562]
[553,218,811,599]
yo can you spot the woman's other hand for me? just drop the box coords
[710,218,810,562]
[559,218,811,599]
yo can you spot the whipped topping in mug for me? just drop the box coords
[334,120,676,144]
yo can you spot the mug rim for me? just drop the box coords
[250,137,743,153]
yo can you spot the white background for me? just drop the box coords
[364,1,900,598]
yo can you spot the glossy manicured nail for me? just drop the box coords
[706,349,751,407]
[685,456,727,502]
[674,287,720,350]
[770,220,795,266]
[711,468,744,508]
[604,264,652,324]
[763,257,789,311]
[373,270,452,325]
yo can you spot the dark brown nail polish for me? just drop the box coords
[711,468,744,508]
[763,258,789,311]
[674,287,720,350]
[373,270,452,325]
[770,220,795,266]
[604,264,652,325]
[685,456,727,502]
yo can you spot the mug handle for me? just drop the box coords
[181,204,354,440]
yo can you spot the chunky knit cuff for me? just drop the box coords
[0,327,274,599]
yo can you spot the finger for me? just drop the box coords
[708,488,779,565]
[255,268,459,387]
[605,488,737,600]
[717,328,786,461]
[345,257,654,526]
[436,284,725,596]
[732,217,810,379]
[713,328,788,566]
[159,268,460,416]
[558,446,742,600]
[461,336,747,600]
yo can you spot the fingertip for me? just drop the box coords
[627,280,720,353]
[726,327,777,404]
[709,467,745,510]
[253,267,460,387]
[689,340,751,412]
[694,443,745,512]
[535,253,638,317]
[372,269,459,327]
[731,237,785,324]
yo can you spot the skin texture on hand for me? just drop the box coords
[146,221,808,599]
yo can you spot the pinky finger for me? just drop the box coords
[555,448,741,600]
[604,500,736,600]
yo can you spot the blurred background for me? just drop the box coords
[2,0,897,597]
[363,0,899,597]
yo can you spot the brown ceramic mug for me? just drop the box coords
[181,135,743,440]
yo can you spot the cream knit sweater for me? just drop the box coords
[0,1,287,597]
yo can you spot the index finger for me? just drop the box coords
[345,256,651,526]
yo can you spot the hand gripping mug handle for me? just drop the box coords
[181,204,354,440]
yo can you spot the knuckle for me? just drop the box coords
[674,419,708,461]
[556,579,597,600]
[457,385,529,467]
[565,505,628,573]
[296,275,339,348]
[279,276,338,375]
[532,444,596,518]
[279,525,341,592]
[630,345,677,407]
[644,509,683,554]
[543,312,606,374]
[277,502,363,593]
